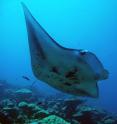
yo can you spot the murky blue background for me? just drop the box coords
[0,0,117,113]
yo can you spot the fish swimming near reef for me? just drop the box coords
[22,3,109,98]
[22,76,30,81]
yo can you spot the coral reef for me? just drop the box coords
[0,80,117,124]
[38,115,70,124]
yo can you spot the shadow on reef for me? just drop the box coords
[0,80,117,124]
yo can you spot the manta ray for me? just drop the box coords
[22,3,109,98]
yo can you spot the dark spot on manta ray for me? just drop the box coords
[65,68,78,80]
[51,66,59,74]
[64,82,72,86]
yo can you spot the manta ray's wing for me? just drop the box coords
[22,3,71,64]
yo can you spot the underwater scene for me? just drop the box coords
[0,0,117,124]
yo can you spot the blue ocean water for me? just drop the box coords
[0,0,117,114]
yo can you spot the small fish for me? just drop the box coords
[22,76,30,81]
[22,3,109,98]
